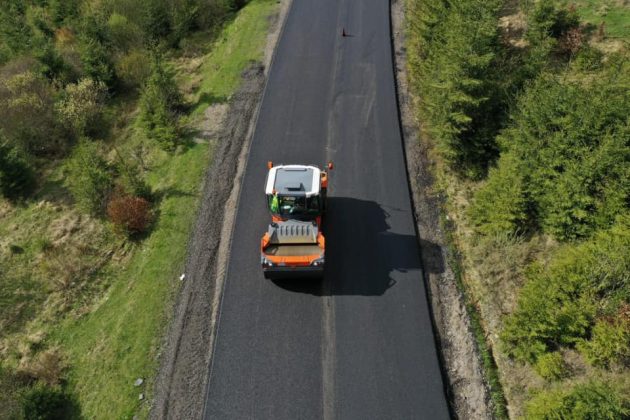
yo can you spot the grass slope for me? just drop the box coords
[54,1,276,416]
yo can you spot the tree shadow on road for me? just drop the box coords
[273,197,444,296]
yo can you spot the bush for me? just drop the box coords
[138,54,182,150]
[494,63,630,240]
[534,352,567,381]
[573,46,604,71]
[525,381,629,420]
[140,1,172,42]
[501,216,630,364]
[469,154,531,235]
[107,13,143,52]
[65,140,113,215]
[578,316,630,369]
[0,140,35,199]
[78,15,116,87]
[56,78,107,139]
[107,195,152,235]
[21,383,75,420]
[526,2,580,46]
[79,38,115,88]
[114,49,152,89]
[115,156,151,199]
[0,70,62,155]
[0,2,34,60]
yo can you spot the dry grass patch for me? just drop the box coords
[18,347,66,386]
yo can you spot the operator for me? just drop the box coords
[270,190,279,213]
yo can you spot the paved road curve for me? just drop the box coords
[203,0,451,418]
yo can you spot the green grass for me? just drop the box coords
[557,0,630,39]
[191,0,275,115]
[52,144,209,419]
[0,203,57,336]
[47,1,277,418]
[0,189,116,339]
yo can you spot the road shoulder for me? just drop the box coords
[150,2,292,418]
[390,0,493,418]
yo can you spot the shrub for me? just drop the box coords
[0,140,35,199]
[526,2,580,47]
[534,352,567,381]
[501,263,595,363]
[48,0,80,26]
[501,216,630,364]
[107,195,152,235]
[114,49,152,89]
[140,1,172,42]
[78,15,116,87]
[469,153,531,235]
[578,316,630,369]
[107,13,143,51]
[56,78,107,138]
[573,46,604,71]
[138,54,182,150]
[525,381,629,420]
[169,0,201,47]
[21,383,74,420]
[34,42,72,82]
[79,37,115,87]
[65,140,113,215]
[495,64,630,240]
[0,2,34,60]
[0,70,62,155]
[115,156,151,199]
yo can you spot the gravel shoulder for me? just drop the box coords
[150,2,291,418]
[390,0,493,418]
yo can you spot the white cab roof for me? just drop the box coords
[265,165,321,197]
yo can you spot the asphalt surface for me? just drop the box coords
[203,0,451,418]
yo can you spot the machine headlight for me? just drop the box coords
[261,256,274,267]
[311,257,324,267]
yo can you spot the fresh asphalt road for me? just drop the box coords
[203,0,451,418]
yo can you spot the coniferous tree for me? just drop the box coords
[0,137,34,199]
[138,53,182,151]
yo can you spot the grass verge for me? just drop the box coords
[190,0,276,115]
[440,212,509,419]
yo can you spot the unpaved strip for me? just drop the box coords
[390,0,493,418]
[150,2,291,418]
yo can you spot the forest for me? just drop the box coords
[407,0,629,417]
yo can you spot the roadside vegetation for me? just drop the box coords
[0,0,276,418]
[407,0,629,417]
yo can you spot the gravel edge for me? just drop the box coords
[390,0,494,418]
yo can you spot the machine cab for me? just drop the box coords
[264,165,326,220]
